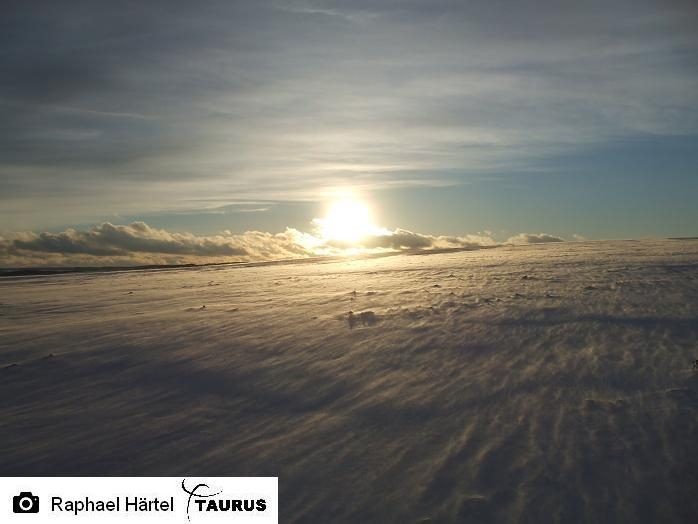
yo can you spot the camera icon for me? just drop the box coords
[13,492,39,513]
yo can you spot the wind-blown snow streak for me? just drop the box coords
[1,240,697,523]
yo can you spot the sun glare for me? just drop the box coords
[318,199,377,244]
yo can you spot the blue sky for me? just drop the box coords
[1,1,697,265]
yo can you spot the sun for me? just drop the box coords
[317,199,377,244]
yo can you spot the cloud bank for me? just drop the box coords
[0,222,565,267]
[505,233,565,244]
[1,222,309,267]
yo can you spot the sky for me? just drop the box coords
[1,0,697,265]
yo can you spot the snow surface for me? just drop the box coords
[1,239,698,523]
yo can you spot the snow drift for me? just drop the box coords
[1,239,697,523]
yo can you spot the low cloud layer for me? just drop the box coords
[506,233,566,244]
[328,229,497,251]
[12,222,248,257]
[1,222,310,267]
[0,221,566,267]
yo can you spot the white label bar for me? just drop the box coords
[0,477,277,523]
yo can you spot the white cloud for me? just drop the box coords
[0,221,569,267]
[2,222,310,267]
[506,233,565,244]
